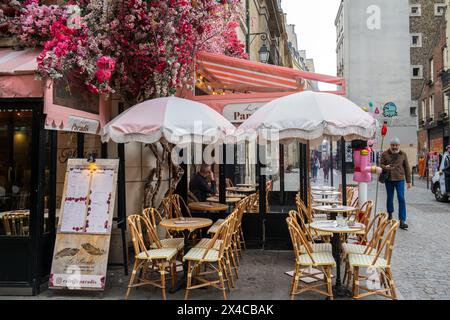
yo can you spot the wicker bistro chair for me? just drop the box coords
[286,216,335,300]
[347,220,400,300]
[342,212,389,286]
[194,211,237,289]
[295,195,332,243]
[346,200,374,243]
[245,192,259,213]
[288,211,332,254]
[126,215,178,300]
[162,194,192,219]
[141,208,185,260]
[2,213,30,236]
[234,197,248,254]
[184,219,231,300]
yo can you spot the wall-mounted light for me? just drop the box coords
[258,44,270,64]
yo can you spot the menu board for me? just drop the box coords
[50,159,119,291]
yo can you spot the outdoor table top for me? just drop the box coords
[312,198,342,205]
[311,186,336,191]
[236,183,259,188]
[311,190,341,196]
[310,220,365,234]
[206,196,242,203]
[188,202,229,212]
[312,205,358,213]
[160,217,213,231]
[226,187,256,193]
[225,193,247,198]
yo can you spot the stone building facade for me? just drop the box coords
[410,0,448,154]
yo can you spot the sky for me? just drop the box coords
[281,0,342,90]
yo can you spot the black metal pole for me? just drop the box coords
[117,102,128,276]
[341,138,347,206]
[279,143,285,205]
[258,144,266,249]
[219,144,226,204]
[77,132,84,158]
[330,141,334,187]
[101,142,108,158]
[49,130,57,238]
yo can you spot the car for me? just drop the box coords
[431,157,449,202]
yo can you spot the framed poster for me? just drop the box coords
[49,158,119,291]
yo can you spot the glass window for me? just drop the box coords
[0,110,33,237]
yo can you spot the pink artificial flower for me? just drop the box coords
[95,69,112,82]
[96,56,116,71]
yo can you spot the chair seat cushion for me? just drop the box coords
[298,252,336,266]
[194,238,223,250]
[136,248,177,260]
[348,254,388,268]
[151,238,184,250]
[183,247,220,262]
[207,219,225,234]
[300,242,332,254]
[342,243,376,255]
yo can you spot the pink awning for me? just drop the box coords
[196,51,346,95]
[0,48,43,98]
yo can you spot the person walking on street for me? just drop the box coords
[443,146,450,194]
[380,137,412,230]
[322,156,330,182]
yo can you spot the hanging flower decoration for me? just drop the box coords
[13,0,247,102]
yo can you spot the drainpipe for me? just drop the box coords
[246,0,250,55]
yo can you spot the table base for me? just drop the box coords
[333,285,352,297]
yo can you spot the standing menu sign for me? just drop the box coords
[49,159,119,291]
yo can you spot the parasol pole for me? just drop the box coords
[373,121,388,235]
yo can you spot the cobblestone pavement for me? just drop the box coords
[1,173,448,300]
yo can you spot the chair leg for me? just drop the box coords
[325,267,333,300]
[352,266,360,298]
[230,250,239,279]
[171,260,177,289]
[386,268,397,300]
[218,264,228,300]
[240,227,246,250]
[125,259,142,300]
[224,252,235,288]
[160,262,166,301]
[291,264,301,300]
[184,261,192,300]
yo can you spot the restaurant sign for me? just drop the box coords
[223,102,266,123]
[67,116,99,134]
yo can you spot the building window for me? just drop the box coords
[410,4,421,16]
[421,100,426,121]
[412,65,423,79]
[443,47,449,69]
[435,4,446,16]
[411,33,422,47]
[444,94,449,115]
[429,95,434,119]
[430,58,434,82]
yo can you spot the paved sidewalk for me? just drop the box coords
[1,174,448,300]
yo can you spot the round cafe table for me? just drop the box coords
[311,186,336,191]
[310,217,365,297]
[188,202,229,213]
[236,183,259,188]
[226,187,256,193]
[206,196,242,204]
[311,190,341,199]
[312,198,342,206]
[160,217,213,293]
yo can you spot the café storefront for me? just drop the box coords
[0,48,110,295]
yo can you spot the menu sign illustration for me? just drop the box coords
[50,159,118,291]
